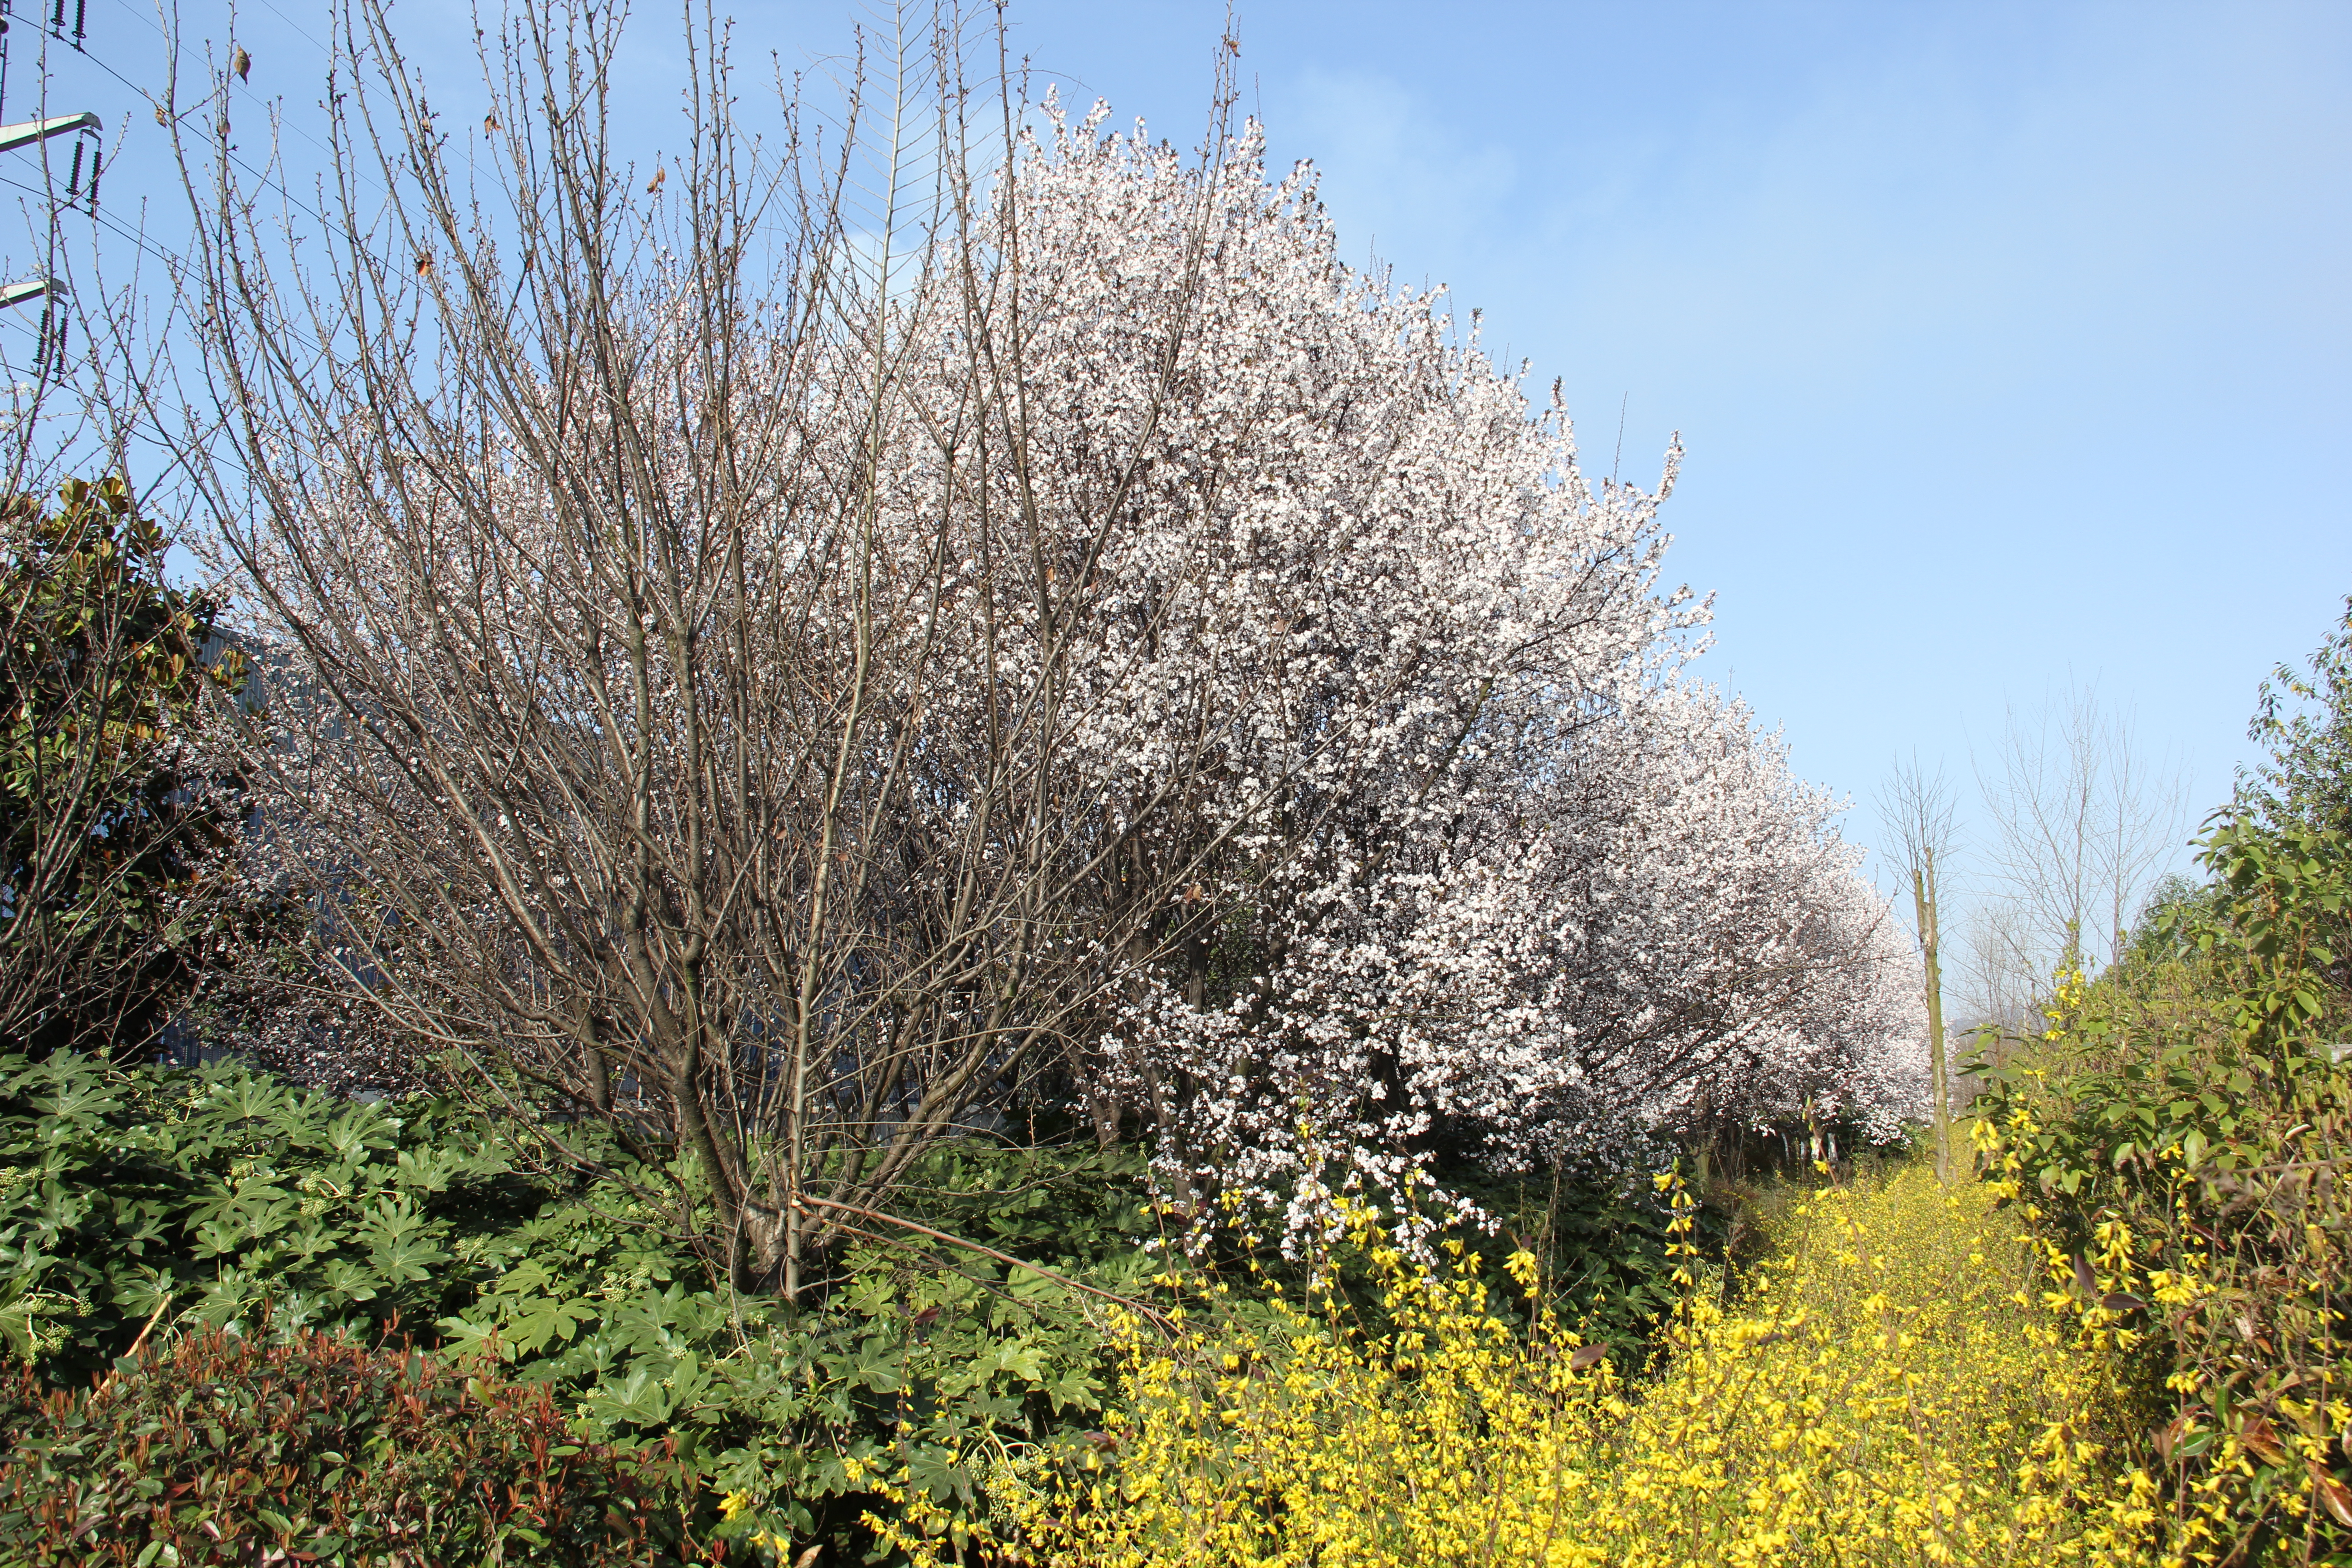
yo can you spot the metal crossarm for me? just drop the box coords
[0,275,61,309]
[0,110,95,154]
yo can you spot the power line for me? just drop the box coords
[58,18,386,243]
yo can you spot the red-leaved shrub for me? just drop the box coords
[0,1324,715,1565]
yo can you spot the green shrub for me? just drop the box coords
[1974,606,2352,1565]
[1976,971,2352,1565]
[0,1049,554,1381]
[0,1324,708,1565]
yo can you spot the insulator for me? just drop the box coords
[46,0,59,32]
[49,311,65,380]
[64,136,78,195]
[84,147,96,212]
[68,0,79,45]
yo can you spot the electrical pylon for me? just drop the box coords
[0,4,104,384]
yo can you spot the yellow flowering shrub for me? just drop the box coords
[850,1164,2150,1567]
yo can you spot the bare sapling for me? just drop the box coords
[1883,754,1957,1181]
[1971,688,2187,1007]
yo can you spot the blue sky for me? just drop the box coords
[28,0,2352,882]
